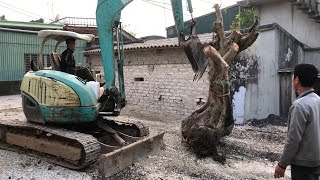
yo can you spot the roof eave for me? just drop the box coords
[237,0,284,6]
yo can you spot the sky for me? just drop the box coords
[0,0,238,37]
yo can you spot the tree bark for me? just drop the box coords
[181,4,259,162]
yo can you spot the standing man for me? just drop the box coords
[274,64,320,179]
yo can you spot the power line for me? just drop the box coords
[143,0,171,6]
[143,0,212,12]
[0,4,38,19]
[0,1,52,21]
[199,0,223,8]
[141,0,191,16]
[199,0,212,4]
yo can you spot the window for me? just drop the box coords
[24,54,50,73]
[134,77,144,82]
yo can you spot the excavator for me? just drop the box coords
[0,0,207,178]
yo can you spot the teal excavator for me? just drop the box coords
[0,0,207,178]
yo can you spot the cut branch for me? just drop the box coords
[238,20,259,52]
[203,45,229,68]
[213,4,226,49]
[223,43,239,65]
[228,30,242,45]
[238,30,259,52]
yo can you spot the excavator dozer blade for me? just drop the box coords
[99,131,165,178]
[183,36,208,81]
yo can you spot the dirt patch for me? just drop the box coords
[0,95,291,179]
[245,114,287,127]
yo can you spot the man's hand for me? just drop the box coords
[274,164,285,178]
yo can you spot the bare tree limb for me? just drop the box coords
[213,4,226,49]
[238,20,259,52]
[203,45,229,68]
[238,31,259,52]
[228,30,242,45]
[223,43,239,65]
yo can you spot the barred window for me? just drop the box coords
[24,54,50,73]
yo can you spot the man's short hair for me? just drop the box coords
[66,38,76,45]
[294,64,318,87]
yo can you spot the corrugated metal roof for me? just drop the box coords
[0,27,38,34]
[83,33,213,54]
[166,5,241,38]
[0,20,63,30]
[83,23,278,55]
[237,0,283,6]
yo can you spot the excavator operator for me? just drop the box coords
[60,38,77,74]
[60,38,104,86]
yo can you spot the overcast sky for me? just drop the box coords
[0,0,238,37]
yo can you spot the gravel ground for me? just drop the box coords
[0,95,291,180]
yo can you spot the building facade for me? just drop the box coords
[85,0,320,123]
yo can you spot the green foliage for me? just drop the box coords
[230,22,240,31]
[0,15,7,21]
[231,8,258,30]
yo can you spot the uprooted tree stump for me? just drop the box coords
[181,4,259,162]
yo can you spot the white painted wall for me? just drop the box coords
[244,30,280,120]
[233,86,246,124]
[257,1,320,48]
[305,51,320,70]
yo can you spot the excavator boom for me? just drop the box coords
[96,0,208,114]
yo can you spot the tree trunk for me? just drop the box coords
[181,4,259,162]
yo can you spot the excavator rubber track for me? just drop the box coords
[0,120,101,169]
[99,116,150,137]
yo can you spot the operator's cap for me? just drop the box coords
[66,38,76,44]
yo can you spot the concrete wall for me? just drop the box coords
[304,50,320,70]
[257,1,320,48]
[243,30,280,120]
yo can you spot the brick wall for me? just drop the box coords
[87,47,209,117]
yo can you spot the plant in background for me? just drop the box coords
[0,15,7,21]
[231,8,258,30]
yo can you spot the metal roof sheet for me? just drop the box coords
[83,33,213,54]
[83,23,278,55]
[0,20,63,30]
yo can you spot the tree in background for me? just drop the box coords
[30,18,44,23]
[0,15,7,20]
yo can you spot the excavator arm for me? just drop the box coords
[96,0,207,115]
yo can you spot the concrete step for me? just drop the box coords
[289,0,320,23]
[310,14,320,19]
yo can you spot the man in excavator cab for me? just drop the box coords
[61,38,101,84]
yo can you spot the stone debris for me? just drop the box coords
[0,95,291,180]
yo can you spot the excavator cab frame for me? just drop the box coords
[36,30,95,70]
